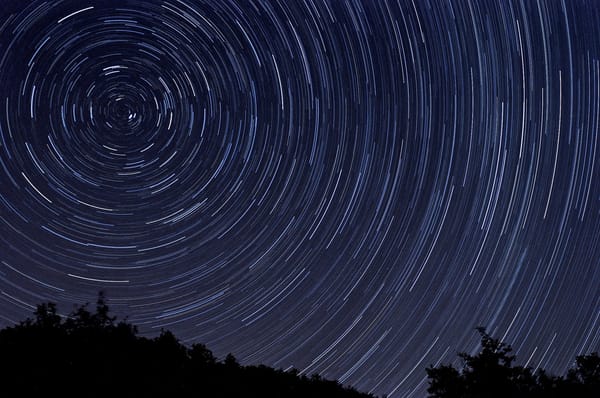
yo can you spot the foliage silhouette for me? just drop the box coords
[0,292,376,397]
[426,327,599,398]
[2,295,597,397]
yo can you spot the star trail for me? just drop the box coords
[0,0,598,396]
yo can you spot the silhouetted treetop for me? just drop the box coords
[426,327,599,398]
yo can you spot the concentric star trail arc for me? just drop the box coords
[0,1,598,397]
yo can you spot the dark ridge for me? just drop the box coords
[2,292,597,397]
[0,292,379,398]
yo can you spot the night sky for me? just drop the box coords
[0,0,598,396]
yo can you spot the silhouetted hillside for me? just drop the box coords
[0,292,375,397]
[1,294,597,397]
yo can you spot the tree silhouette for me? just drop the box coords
[2,295,597,397]
[0,292,376,397]
[426,327,600,398]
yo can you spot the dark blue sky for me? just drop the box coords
[0,1,598,396]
